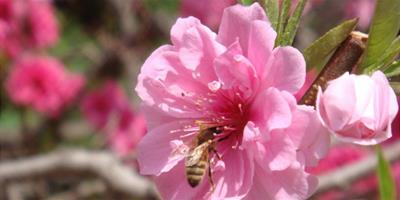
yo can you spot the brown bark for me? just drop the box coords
[300,31,368,106]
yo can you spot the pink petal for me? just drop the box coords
[244,162,315,200]
[317,73,356,130]
[137,121,191,175]
[247,20,276,75]
[210,148,254,199]
[214,41,257,91]
[154,161,210,200]
[258,132,297,171]
[217,3,268,52]
[287,106,330,166]
[178,22,226,83]
[250,87,293,133]
[135,45,182,104]
[348,74,374,125]
[263,47,306,94]
[171,17,201,47]
[372,71,398,130]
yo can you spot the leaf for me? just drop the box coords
[360,0,400,72]
[384,61,400,78]
[376,146,397,200]
[240,0,253,5]
[368,37,400,72]
[303,19,358,71]
[275,0,291,46]
[264,0,279,30]
[280,0,308,46]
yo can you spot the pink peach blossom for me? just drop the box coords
[81,81,147,156]
[5,56,84,118]
[81,81,128,129]
[316,71,398,145]
[0,0,58,58]
[24,0,59,48]
[107,107,147,157]
[136,3,330,199]
[345,0,375,30]
[180,0,236,30]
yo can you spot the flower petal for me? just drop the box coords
[261,132,297,171]
[286,106,330,167]
[217,3,268,52]
[171,17,201,47]
[154,161,210,200]
[210,148,254,199]
[263,47,306,94]
[178,22,226,83]
[251,87,293,133]
[137,121,191,175]
[214,41,257,93]
[244,162,316,200]
[247,20,276,75]
[316,72,356,131]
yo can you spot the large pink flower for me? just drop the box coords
[5,56,84,118]
[316,71,398,145]
[136,3,330,199]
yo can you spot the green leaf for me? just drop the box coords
[376,146,397,200]
[368,37,400,72]
[360,0,400,72]
[280,0,308,46]
[240,0,253,5]
[275,0,291,46]
[303,19,358,71]
[384,61,400,77]
[264,0,279,30]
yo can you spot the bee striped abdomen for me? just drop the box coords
[186,160,208,187]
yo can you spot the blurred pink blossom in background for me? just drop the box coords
[180,0,236,30]
[81,80,147,156]
[309,143,400,199]
[316,71,398,145]
[136,3,329,199]
[107,107,147,157]
[5,56,84,118]
[81,81,128,129]
[344,0,375,29]
[0,0,58,58]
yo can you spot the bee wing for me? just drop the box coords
[185,142,210,167]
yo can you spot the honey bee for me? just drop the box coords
[185,125,223,189]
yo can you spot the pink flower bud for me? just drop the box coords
[316,71,398,145]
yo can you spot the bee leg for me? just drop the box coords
[208,159,215,192]
[212,149,222,160]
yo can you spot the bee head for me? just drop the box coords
[210,126,223,135]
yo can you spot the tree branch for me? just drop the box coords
[0,148,158,199]
[300,31,367,106]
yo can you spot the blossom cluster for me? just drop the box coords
[136,3,330,199]
[1,0,85,119]
[135,2,398,200]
